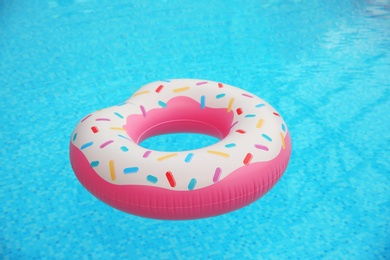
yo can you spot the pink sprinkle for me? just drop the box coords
[242,93,253,98]
[140,105,146,117]
[100,140,114,148]
[143,150,152,158]
[213,167,222,183]
[255,144,269,151]
[81,114,92,122]
[95,118,111,121]
[196,81,208,85]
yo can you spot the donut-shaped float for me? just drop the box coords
[70,79,291,220]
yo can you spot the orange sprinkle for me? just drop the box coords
[110,127,125,131]
[207,150,230,158]
[109,160,116,181]
[157,153,178,161]
[133,90,150,97]
[256,119,264,128]
[280,132,286,149]
[173,86,190,93]
[227,98,234,112]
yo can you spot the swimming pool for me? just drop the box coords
[1,0,389,259]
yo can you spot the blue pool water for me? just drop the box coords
[1,0,389,259]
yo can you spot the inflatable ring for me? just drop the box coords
[70,79,291,220]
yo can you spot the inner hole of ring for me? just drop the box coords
[138,120,224,152]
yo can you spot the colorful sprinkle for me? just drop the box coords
[140,105,147,117]
[123,167,139,174]
[207,150,230,158]
[262,134,272,142]
[216,93,226,99]
[147,175,158,184]
[173,86,190,92]
[236,108,243,115]
[243,153,253,165]
[225,143,236,148]
[73,133,77,141]
[120,146,128,152]
[227,98,234,112]
[185,153,194,163]
[90,161,99,167]
[81,114,92,122]
[100,140,114,148]
[81,141,93,150]
[158,100,167,108]
[95,118,110,121]
[273,112,280,116]
[218,83,223,88]
[91,126,99,133]
[245,114,256,118]
[196,81,208,85]
[157,153,178,161]
[200,95,206,109]
[133,90,150,97]
[280,132,286,149]
[236,129,246,134]
[256,119,264,128]
[109,160,116,181]
[255,144,269,151]
[118,134,132,141]
[213,167,222,182]
[155,85,164,93]
[166,171,176,187]
[114,112,123,119]
[110,127,125,131]
[256,104,265,108]
[188,178,197,190]
[143,150,152,158]
[242,93,253,98]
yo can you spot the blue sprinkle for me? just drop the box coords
[146,175,158,184]
[216,93,226,99]
[200,95,206,109]
[262,134,272,142]
[123,167,139,174]
[114,112,123,119]
[188,178,197,190]
[282,123,286,131]
[245,114,256,118]
[81,141,93,150]
[225,143,236,148]
[256,104,265,108]
[73,133,77,141]
[120,146,128,152]
[185,153,194,163]
[158,100,167,108]
[90,161,99,167]
[118,134,132,141]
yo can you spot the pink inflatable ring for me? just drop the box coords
[70,79,292,220]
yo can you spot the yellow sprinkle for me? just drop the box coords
[227,98,234,112]
[157,153,178,161]
[173,86,190,93]
[256,119,264,128]
[109,160,116,181]
[133,90,150,97]
[280,132,286,149]
[110,127,125,131]
[207,150,230,158]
